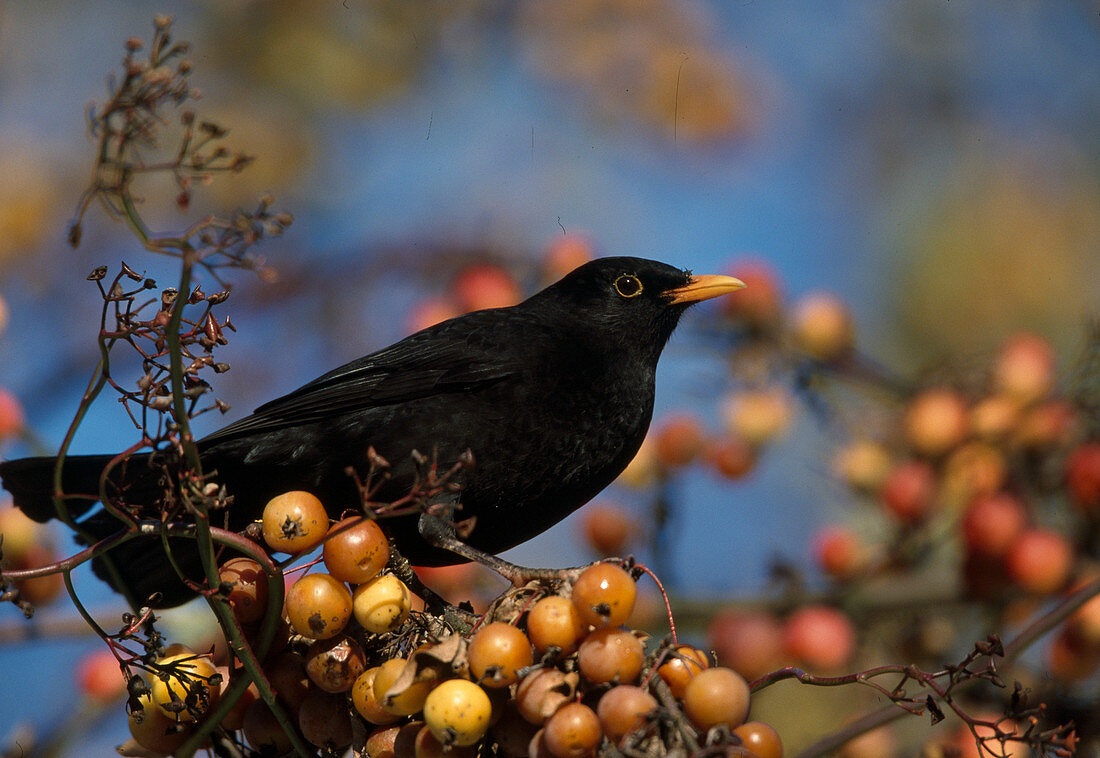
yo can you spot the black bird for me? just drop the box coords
[0,257,743,606]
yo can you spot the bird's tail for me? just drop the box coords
[1,453,203,607]
[0,454,120,523]
[79,508,204,608]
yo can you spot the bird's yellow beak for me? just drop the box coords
[665,274,746,304]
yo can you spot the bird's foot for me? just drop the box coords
[417,510,587,587]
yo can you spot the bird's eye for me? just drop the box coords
[613,274,643,298]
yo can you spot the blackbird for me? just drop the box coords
[0,257,743,606]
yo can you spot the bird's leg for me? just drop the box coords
[417,499,586,587]
[385,542,477,628]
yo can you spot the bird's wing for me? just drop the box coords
[200,315,525,444]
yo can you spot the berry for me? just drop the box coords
[352,666,402,725]
[150,652,220,722]
[373,657,434,716]
[322,516,390,584]
[657,644,709,699]
[580,502,635,556]
[682,667,751,731]
[352,573,413,634]
[285,572,353,639]
[572,563,636,628]
[1004,529,1073,595]
[733,721,784,758]
[219,557,270,624]
[516,667,573,725]
[452,264,521,313]
[304,634,366,693]
[423,678,493,747]
[789,291,854,362]
[994,332,1055,402]
[543,701,602,758]
[468,622,534,688]
[653,413,706,468]
[577,627,644,684]
[721,387,793,448]
[527,595,587,656]
[903,388,969,457]
[961,492,1027,557]
[782,605,856,671]
[261,491,328,553]
[707,610,783,681]
[880,460,936,525]
[1066,442,1100,513]
[596,684,657,741]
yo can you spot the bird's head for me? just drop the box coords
[535,256,745,359]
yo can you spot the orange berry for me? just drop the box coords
[597,684,657,741]
[813,525,865,581]
[542,702,602,758]
[571,563,636,628]
[219,557,270,624]
[653,413,706,468]
[719,259,782,329]
[576,627,644,685]
[789,291,854,361]
[721,387,793,448]
[322,516,389,584]
[682,667,750,731]
[468,622,534,688]
[657,644,709,699]
[580,502,635,556]
[706,609,783,681]
[0,388,25,441]
[961,492,1027,557]
[705,436,757,480]
[261,491,328,554]
[904,388,969,457]
[285,572,352,639]
[733,721,784,758]
[994,332,1055,402]
[880,460,936,525]
[1066,442,1100,513]
[527,595,587,656]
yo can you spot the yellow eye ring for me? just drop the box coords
[614,274,643,298]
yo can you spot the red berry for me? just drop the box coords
[0,388,25,442]
[719,259,782,329]
[880,460,936,525]
[76,648,126,705]
[580,502,635,556]
[407,297,460,332]
[705,436,757,480]
[782,605,855,671]
[706,610,783,681]
[1066,442,1100,513]
[1004,529,1073,595]
[543,234,594,281]
[994,332,1055,402]
[452,264,521,313]
[813,525,864,581]
[961,492,1027,557]
[652,413,706,468]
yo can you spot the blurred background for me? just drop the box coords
[0,1,1097,756]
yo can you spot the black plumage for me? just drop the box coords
[0,257,743,606]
